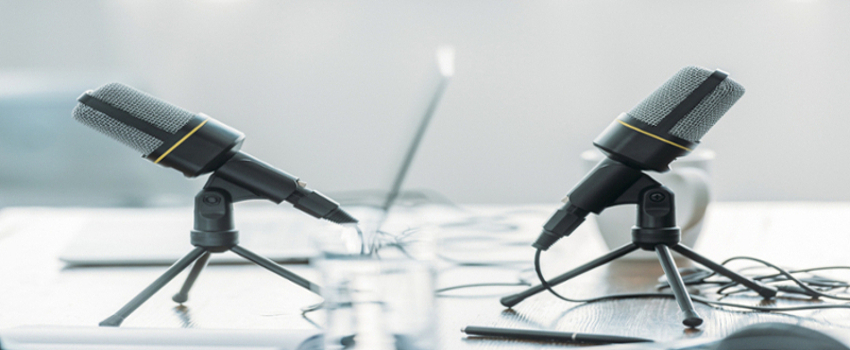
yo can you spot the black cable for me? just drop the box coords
[436,282,531,294]
[653,260,850,298]
[352,209,850,306]
[716,277,847,298]
[348,218,539,297]
[719,256,850,301]
[534,248,850,312]
[758,266,850,282]
[436,253,529,267]
[734,263,850,287]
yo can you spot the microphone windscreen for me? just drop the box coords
[73,83,195,156]
[627,66,745,142]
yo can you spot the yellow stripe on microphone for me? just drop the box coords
[616,120,692,152]
[154,118,210,164]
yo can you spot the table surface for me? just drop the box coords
[1,202,850,348]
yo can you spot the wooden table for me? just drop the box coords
[1,202,849,348]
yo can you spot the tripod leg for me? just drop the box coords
[172,251,211,303]
[230,245,322,295]
[500,243,639,308]
[100,247,207,327]
[656,245,702,327]
[671,244,777,299]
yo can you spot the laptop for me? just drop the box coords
[59,47,455,266]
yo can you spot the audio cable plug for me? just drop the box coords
[288,183,357,224]
[532,203,588,250]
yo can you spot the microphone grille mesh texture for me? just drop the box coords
[627,66,744,142]
[72,83,196,156]
[73,104,164,156]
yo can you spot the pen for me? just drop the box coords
[462,325,654,345]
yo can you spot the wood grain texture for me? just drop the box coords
[1,203,849,349]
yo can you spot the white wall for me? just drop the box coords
[1,0,848,205]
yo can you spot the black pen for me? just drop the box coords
[462,325,654,345]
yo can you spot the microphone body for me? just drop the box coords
[534,66,744,250]
[73,83,356,224]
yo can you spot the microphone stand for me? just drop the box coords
[500,173,777,327]
[100,172,322,327]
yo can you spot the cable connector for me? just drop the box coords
[532,204,588,250]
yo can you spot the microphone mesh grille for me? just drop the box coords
[627,66,744,142]
[668,77,744,142]
[73,104,164,155]
[72,83,196,156]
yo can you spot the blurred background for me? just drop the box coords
[0,0,847,207]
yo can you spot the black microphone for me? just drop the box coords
[72,82,357,224]
[533,66,744,250]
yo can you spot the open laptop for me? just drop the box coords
[59,47,455,266]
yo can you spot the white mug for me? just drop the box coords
[580,149,713,259]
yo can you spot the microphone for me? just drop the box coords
[73,82,357,224]
[533,66,744,250]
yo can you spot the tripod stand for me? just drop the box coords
[100,175,322,327]
[500,177,778,327]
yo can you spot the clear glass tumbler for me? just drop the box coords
[312,224,437,350]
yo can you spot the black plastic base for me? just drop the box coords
[634,228,680,250]
[98,186,323,327]
[502,186,776,328]
[190,230,238,250]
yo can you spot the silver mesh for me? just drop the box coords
[73,104,163,155]
[71,82,196,156]
[89,83,195,133]
[626,66,744,142]
[669,77,744,142]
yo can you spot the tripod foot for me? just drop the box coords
[99,314,125,327]
[500,293,529,309]
[656,245,703,328]
[99,247,206,327]
[172,293,188,304]
[172,251,211,304]
[682,310,703,327]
